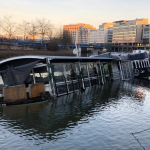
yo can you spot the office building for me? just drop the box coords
[63,23,96,44]
[89,23,114,44]
[112,19,148,44]
[143,24,150,46]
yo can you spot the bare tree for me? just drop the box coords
[46,25,54,42]
[63,30,71,46]
[37,18,53,50]
[1,16,17,50]
[18,21,30,50]
[47,25,62,51]
[27,21,38,50]
[55,25,71,48]
[46,29,53,41]
[48,25,71,50]
[54,25,63,42]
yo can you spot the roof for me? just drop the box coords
[47,56,113,60]
[0,55,114,65]
[97,52,149,61]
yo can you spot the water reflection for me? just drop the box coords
[1,80,150,149]
[0,82,122,140]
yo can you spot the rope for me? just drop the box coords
[131,127,150,150]
[131,133,145,150]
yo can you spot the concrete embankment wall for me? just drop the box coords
[0,50,75,61]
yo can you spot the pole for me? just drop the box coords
[98,61,104,84]
[78,61,85,89]
[119,61,123,80]
[46,58,56,96]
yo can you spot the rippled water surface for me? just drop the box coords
[1,80,150,150]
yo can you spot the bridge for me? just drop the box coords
[58,44,104,49]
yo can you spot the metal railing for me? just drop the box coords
[53,75,103,97]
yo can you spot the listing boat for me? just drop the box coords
[0,50,148,106]
[0,55,113,105]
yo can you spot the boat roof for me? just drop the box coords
[0,55,114,65]
[94,52,149,61]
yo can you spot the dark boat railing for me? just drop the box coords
[53,74,105,97]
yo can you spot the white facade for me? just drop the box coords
[88,29,104,44]
[70,31,77,44]
[68,23,114,44]
[76,26,89,44]
[88,24,113,44]
[70,26,93,44]
[71,26,93,44]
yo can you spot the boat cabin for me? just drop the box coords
[0,55,113,104]
[94,50,150,80]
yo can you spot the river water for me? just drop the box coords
[0,80,150,150]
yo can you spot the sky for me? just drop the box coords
[0,0,150,29]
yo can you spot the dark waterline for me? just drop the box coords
[1,80,150,149]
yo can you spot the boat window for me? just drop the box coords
[65,64,77,80]
[75,63,80,76]
[103,63,109,75]
[33,66,49,84]
[88,63,98,76]
[52,64,78,82]
[52,64,65,82]
[80,64,88,78]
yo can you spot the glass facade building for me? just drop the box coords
[112,19,148,44]
[143,24,150,45]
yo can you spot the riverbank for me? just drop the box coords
[0,50,75,60]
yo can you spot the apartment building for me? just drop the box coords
[112,18,148,44]
[88,23,114,44]
[63,23,96,44]
[143,24,150,45]
[76,26,92,44]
